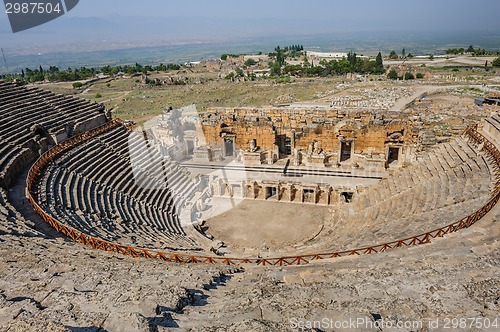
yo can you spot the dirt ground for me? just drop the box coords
[204,197,327,250]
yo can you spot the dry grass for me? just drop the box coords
[40,74,344,125]
[38,64,498,127]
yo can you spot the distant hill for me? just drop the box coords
[1,15,499,73]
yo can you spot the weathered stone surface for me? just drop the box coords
[102,312,150,332]
[0,80,498,331]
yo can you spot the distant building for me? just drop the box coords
[251,69,271,77]
[307,51,348,59]
[243,55,269,62]
[307,51,368,61]
[184,61,201,67]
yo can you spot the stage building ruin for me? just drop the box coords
[144,106,430,209]
[190,107,416,169]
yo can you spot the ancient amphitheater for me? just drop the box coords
[0,80,499,331]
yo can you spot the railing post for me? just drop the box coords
[24,123,500,267]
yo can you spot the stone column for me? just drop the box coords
[289,185,294,202]
[240,181,246,198]
[221,138,226,157]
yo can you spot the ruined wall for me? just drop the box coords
[73,114,108,137]
[291,123,408,154]
[201,107,412,155]
[201,121,276,151]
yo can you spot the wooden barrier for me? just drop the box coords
[26,123,500,266]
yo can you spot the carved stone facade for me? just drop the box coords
[200,107,416,169]
[207,178,353,206]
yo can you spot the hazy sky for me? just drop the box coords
[65,0,500,30]
[1,0,500,58]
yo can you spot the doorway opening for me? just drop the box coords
[265,187,277,199]
[224,138,234,157]
[340,141,352,162]
[341,192,353,203]
[387,147,400,165]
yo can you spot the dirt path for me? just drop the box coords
[101,90,132,104]
[390,85,459,111]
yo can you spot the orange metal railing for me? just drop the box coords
[26,123,500,266]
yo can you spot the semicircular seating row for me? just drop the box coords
[37,125,201,251]
[0,79,498,259]
[0,80,201,251]
[0,80,108,238]
[319,136,492,252]
[0,81,107,188]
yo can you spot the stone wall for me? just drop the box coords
[72,114,109,138]
[201,120,276,153]
[207,176,355,206]
[201,107,413,159]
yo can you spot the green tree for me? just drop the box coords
[274,46,285,67]
[467,45,475,53]
[126,66,135,75]
[166,63,181,70]
[402,48,406,58]
[347,51,357,66]
[404,72,415,80]
[244,58,257,67]
[416,73,424,79]
[72,82,83,89]
[156,63,167,71]
[220,54,228,61]
[374,52,384,74]
[474,48,486,56]
[389,51,398,59]
[235,68,244,77]
[270,62,281,76]
[336,59,352,75]
[388,69,398,79]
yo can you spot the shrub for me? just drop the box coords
[276,75,291,84]
[404,72,415,80]
[244,58,257,67]
[72,82,83,89]
[388,69,398,79]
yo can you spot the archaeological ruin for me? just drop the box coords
[0,79,498,330]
